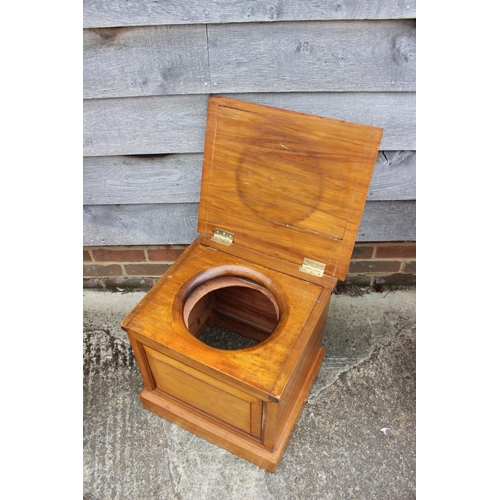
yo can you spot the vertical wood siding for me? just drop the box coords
[83,4,416,246]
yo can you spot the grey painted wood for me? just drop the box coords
[84,20,415,98]
[208,20,415,93]
[83,94,208,156]
[83,151,415,205]
[83,203,200,246]
[82,13,416,247]
[83,92,415,156]
[84,0,416,28]
[83,154,203,205]
[83,201,416,246]
[84,25,210,99]
[358,201,415,241]
[369,151,416,201]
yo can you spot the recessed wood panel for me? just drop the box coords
[144,346,262,437]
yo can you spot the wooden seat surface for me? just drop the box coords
[122,239,328,401]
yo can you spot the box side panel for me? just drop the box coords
[275,296,329,438]
[144,345,262,438]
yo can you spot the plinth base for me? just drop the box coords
[139,346,324,472]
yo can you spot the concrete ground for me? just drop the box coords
[83,287,416,500]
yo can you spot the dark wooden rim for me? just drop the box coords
[183,275,280,329]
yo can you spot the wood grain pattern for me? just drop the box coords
[89,2,416,471]
[84,0,416,28]
[198,96,382,279]
[122,240,331,471]
[83,94,207,156]
[122,242,326,397]
[138,388,278,470]
[274,291,328,439]
[82,5,416,248]
[230,93,416,151]
[84,25,210,99]
[83,92,415,156]
[83,154,202,205]
[117,88,394,469]
[208,20,415,93]
[84,20,415,98]
[83,201,415,246]
[83,203,199,246]
[83,151,415,205]
[144,345,262,437]
[369,151,416,201]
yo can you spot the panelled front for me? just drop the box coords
[144,346,263,439]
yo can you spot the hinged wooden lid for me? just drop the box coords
[198,96,383,281]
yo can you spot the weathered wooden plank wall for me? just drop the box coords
[83,1,416,27]
[83,1,416,246]
[83,93,415,156]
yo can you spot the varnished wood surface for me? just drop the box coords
[136,332,326,472]
[122,241,325,400]
[145,346,262,437]
[138,388,272,472]
[196,234,338,289]
[84,0,416,28]
[182,275,279,341]
[198,96,382,280]
[264,343,325,461]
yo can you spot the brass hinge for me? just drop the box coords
[212,228,234,246]
[300,258,326,277]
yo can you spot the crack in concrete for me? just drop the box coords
[308,322,412,404]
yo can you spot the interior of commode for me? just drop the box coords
[183,276,280,350]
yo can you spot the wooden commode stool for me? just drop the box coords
[121,96,383,472]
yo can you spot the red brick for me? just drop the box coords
[84,249,92,262]
[375,244,416,259]
[84,264,123,277]
[351,245,375,259]
[93,248,146,262]
[148,247,186,262]
[348,260,401,274]
[125,263,171,277]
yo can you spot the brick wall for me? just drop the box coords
[83,242,415,290]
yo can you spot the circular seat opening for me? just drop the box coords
[183,276,279,350]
